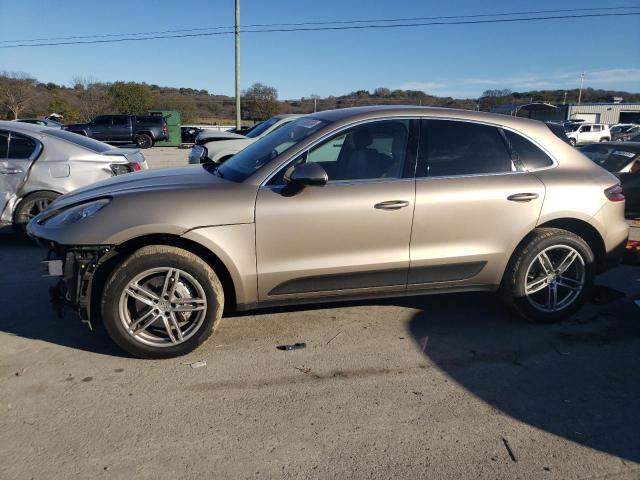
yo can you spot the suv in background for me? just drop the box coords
[564,122,611,146]
[611,124,640,142]
[64,115,168,149]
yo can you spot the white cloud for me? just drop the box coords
[396,81,446,92]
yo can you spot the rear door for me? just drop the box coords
[111,115,131,141]
[90,116,112,140]
[408,119,545,289]
[0,130,41,218]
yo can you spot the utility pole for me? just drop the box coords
[577,72,584,105]
[563,91,567,105]
[234,0,241,130]
[314,97,317,113]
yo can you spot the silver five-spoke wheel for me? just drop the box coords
[524,245,585,313]
[119,267,208,347]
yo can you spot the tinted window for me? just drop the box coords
[47,129,112,152]
[0,131,8,159]
[505,130,554,170]
[217,117,329,182]
[271,120,410,184]
[245,117,281,138]
[580,125,591,132]
[136,116,164,124]
[113,116,129,126]
[8,133,37,159]
[423,120,515,177]
[545,122,571,144]
[580,144,640,172]
[93,116,111,126]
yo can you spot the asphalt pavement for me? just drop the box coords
[0,147,639,479]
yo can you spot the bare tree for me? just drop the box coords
[0,71,38,119]
[70,76,111,121]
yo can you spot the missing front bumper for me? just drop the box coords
[46,245,114,330]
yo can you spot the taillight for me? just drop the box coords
[110,163,141,176]
[129,162,141,171]
[604,184,625,202]
[162,125,168,132]
[627,240,640,251]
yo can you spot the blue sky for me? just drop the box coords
[1,0,639,99]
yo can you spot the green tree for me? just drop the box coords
[48,93,81,123]
[108,82,154,114]
[242,83,280,120]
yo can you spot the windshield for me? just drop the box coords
[564,123,581,132]
[46,129,112,152]
[580,144,639,172]
[217,117,329,182]
[245,117,281,138]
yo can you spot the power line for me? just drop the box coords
[0,6,638,46]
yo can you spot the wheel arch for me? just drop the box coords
[13,189,63,222]
[90,233,238,325]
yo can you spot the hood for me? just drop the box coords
[49,165,224,210]
[195,130,246,143]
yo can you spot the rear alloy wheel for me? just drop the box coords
[134,133,153,149]
[502,228,595,322]
[102,246,224,358]
[14,191,59,233]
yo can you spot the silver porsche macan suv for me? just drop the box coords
[28,106,629,358]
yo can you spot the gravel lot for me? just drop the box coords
[1,146,639,479]
[144,146,190,169]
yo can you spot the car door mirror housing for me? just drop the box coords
[286,162,328,187]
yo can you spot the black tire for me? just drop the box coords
[501,228,595,323]
[13,191,59,234]
[599,137,609,142]
[101,245,224,358]
[568,138,576,147]
[134,134,153,149]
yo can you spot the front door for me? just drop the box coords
[409,119,545,289]
[0,130,40,219]
[255,118,418,302]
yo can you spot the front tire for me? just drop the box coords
[101,245,224,358]
[501,228,595,323]
[134,134,153,149]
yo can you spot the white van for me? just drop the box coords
[564,122,611,146]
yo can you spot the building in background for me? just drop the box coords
[492,102,640,124]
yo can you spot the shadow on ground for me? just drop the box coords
[0,234,127,357]
[406,290,640,463]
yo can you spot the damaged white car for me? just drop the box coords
[0,121,147,232]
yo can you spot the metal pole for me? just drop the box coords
[314,97,317,113]
[235,0,241,130]
[577,72,584,105]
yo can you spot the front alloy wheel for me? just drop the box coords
[102,245,224,358]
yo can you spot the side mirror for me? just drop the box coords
[285,162,328,187]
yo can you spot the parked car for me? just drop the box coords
[28,106,628,358]
[64,115,168,149]
[631,134,640,142]
[0,121,147,232]
[13,118,64,129]
[611,124,640,142]
[564,122,611,146]
[580,142,640,218]
[188,114,301,164]
[227,122,263,136]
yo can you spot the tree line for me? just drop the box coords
[1,71,638,125]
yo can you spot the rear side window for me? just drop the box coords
[505,130,554,170]
[113,115,129,126]
[0,131,8,158]
[8,133,37,159]
[421,120,515,177]
[136,116,164,124]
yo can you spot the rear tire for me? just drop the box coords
[501,228,595,323]
[13,191,59,234]
[134,134,153,149]
[101,245,224,358]
[568,138,576,147]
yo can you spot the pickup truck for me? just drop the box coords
[64,115,168,149]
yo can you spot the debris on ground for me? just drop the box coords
[188,360,207,369]
[276,343,306,351]
[326,332,342,345]
[295,366,312,374]
[502,437,517,462]
[14,369,25,377]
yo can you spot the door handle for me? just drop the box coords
[0,167,22,175]
[507,193,539,202]
[374,200,410,210]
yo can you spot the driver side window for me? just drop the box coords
[270,119,410,185]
